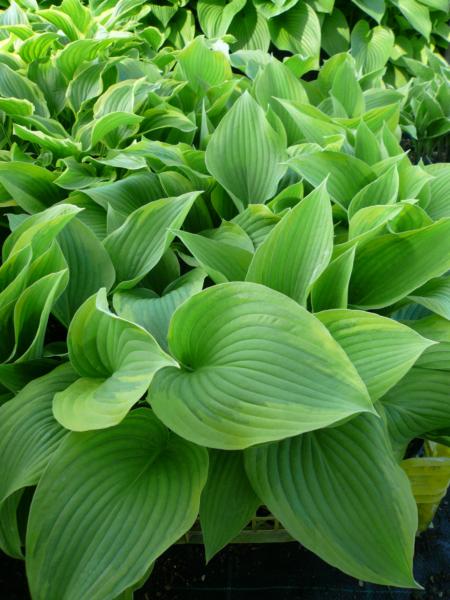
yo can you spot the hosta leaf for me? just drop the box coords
[197,0,246,38]
[253,58,308,109]
[13,124,81,159]
[0,96,33,117]
[321,9,350,56]
[18,32,59,63]
[0,162,64,214]
[81,172,164,215]
[311,245,356,311]
[351,0,385,22]
[200,450,260,562]
[354,119,382,166]
[390,0,432,39]
[0,491,23,559]
[113,270,206,352]
[408,316,450,371]
[178,36,232,95]
[424,163,450,220]
[53,289,175,431]
[10,269,69,363]
[103,192,200,290]
[3,204,81,261]
[348,204,403,239]
[351,21,394,73]
[317,310,433,401]
[89,111,143,148]
[268,3,321,65]
[67,62,105,113]
[205,92,286,210]
[348,165,399,219]
[228,1,270,51]
[150,282,373,450]
[0,62,48,117]
[330,59,364,118]
[289,151,375,209]
[232,204,282,248]
[349,219,450,309]
[26,409,208,600]
[53,219,116,327]
[407,277,450,320]
[0,364,76,505]
[244,414,418,587]
[246,182,333,306]
[381,368,450,458]
[56,39,111,79]
[174,229,253,283]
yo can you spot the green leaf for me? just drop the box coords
[53,289,175,431]
[349,219,450,309]
[0,62,48,117]
[351,21,395,74]
[407,316,450,371]
[0,162,64,214]
[81,173,164,215]
[390,0,432,39]
[244,413,418,587]
[268,3,321,66]
[113,270,206,352]
[348,166,399,219]
[53,219,116,327]
[103,192,200,290]
[228,0,270,51]
[205,92,287,210]
[150,282,373,450]
[174,229,253,284]
[197,0,246,38]
[200,450,260,561]
[351,0,385,23]
[311,245,356,311]
[317,309,433,401]
[178,36,232,95]
[407,276,450,321]
[289,151,375,209]
[0,364,76,505]
[321,9,350,56]
[330,59,364,118]
[0,491,23,559]
[381,368,450,458]
[10,269,69,362]
[246,181,333,306]
[424,164,450,220]
[0,96,34,117]
[26,409,208,600]
[3,204,81,260]
[67,62,105,113]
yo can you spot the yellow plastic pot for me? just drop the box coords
[402,442,450,533]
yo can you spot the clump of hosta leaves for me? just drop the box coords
[0,2,450,600]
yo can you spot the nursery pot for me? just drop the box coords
[402,443,450,533]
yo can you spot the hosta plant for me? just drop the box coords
[0,2,449,599]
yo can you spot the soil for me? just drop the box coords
[0,495,448,600]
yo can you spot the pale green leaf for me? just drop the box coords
[113,270,206,352]
[26,409,208,600]
[53,289,175,431]
[150,282,373,450]
[317,309,433,401]
[245,413,418,587]
[205,92,287,209]
[200,450,259,562]
[246,181,333,305]
[349,219,450,309]
[103,192,200,290]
